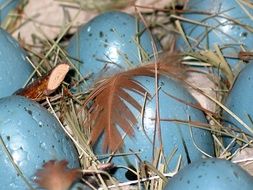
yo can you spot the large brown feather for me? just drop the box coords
[84,54,185,152]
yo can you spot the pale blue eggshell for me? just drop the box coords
[93,75,214,182]
[67,11,161,90]
[223,63,253,150]
[0,0,20,23]
[0,28,33,98]
[177,0,253,71]
[164,158,253,190]
[0,96,80,190]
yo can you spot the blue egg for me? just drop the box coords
[0,0,20,24]
[70,182,90,190]
[0,96,80,190]
[0,28,33,98]
[93,75,214,182]
[223,63,253,150]
[67,11,161,90]
[164,158,253,190]
[177,0,253,71]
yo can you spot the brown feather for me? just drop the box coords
[35,160,81,190]
[84,54,185,152]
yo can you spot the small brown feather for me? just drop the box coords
[35,160,81,190]
[84,54,185,152]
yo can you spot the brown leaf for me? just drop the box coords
[84,54,185,152]
[35,160,81,190]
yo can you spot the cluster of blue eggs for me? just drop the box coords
[177,0,253,153]
[66,10,215,183]
[171,0,253,189]
[0,2,80,189]
[67,1,253,186]
[2,0,253,189]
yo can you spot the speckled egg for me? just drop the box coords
[0,95,80,189]
[223,63,253,150]
[0,28,33,98]
[164,158,253,190]
[0,0,20,24]
[177,0,253,71]
[67,11,160,90]
[93,75,214,182]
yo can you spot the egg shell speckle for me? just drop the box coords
[94,75,214,182]
[177,0,253,71]
[0,95,80,190]
[0,28,33,98]
[0,0,20,23]
[164,158,253,190]
[67,11,160,90]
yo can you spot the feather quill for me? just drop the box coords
[84,54,185,152]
